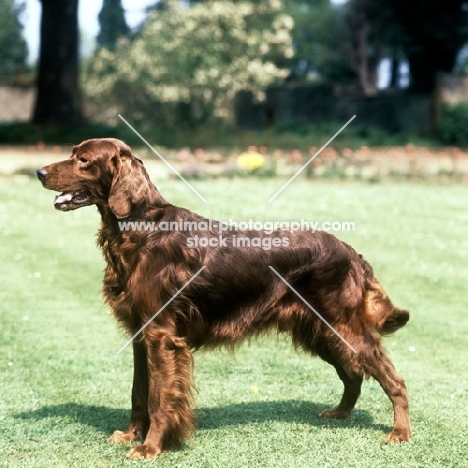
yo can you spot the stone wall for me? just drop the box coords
[437,73,468,104]
[0,87,35,122]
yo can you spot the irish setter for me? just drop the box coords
[37,138,411,459]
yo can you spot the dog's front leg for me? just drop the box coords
[109,340,149,443]
[127,330,195,460]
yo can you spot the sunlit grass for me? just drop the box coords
[1,174,468,467]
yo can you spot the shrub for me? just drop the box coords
[438,102,468,147]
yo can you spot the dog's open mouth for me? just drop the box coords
[54,190,90,210]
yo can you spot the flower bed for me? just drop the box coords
[173,145,468,182]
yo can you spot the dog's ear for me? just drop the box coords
[108,144,152,219]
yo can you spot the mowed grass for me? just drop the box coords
[1,172,468,467]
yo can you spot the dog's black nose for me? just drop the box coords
[36,168,48,181]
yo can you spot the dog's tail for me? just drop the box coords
[364,278,409,336]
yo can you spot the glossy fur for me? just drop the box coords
[37,138,411,459]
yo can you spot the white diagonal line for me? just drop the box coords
[268,266,357,354]
[268,115,356,203]
[118,114,207,203]
[117,266,206,354]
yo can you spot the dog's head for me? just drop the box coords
[37,138,159,218]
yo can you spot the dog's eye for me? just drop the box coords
[78,156,89,164]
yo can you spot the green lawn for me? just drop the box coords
[1,173,468,467]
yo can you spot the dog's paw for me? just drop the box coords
[386,428,411,444]
[108,430,137,444]
[319,408,351,420]
[127,444,161,460]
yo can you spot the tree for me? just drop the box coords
[97,0,130,50]
[0,0,28,83]
[343,0,399,95]
[288,0,468,97]
[287,0,355,85]
[287,0,401,94]
[32,0,83,125]
[389,0,468,94]
[87,0,294,128]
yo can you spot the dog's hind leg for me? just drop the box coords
[361,344,411,443]
[319,364,364,420]
[314,334,410,442]
[312,339,364,420]
[291,320,364,421]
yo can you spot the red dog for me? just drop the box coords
[37,138,410,459]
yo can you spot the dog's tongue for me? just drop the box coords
[54,192,73,205]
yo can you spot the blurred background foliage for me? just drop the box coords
[2,0,468,146]
[0,0,28,84]
[86,0,294,130]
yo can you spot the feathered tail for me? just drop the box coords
[364,278,409,336]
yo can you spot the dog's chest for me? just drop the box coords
[100,237,140,326]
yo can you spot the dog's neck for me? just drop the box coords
[146,183,170,208]
[97,199,172,227]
